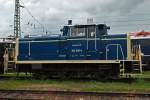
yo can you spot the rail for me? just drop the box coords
[0,90,149,100]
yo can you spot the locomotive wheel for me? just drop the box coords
[59,72,67,79]
[95,71,109,81]
[65,71,75,79]
[32,72,41,79]
[32,71,48,79]
[90,72,99,80]
[59,71,76,79]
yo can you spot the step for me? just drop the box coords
[7,68,13,70]
[133,68,140,71]
[120,69,125,71]
[133,64,140,66]
[133,65,140,67]
[142,64,148,66]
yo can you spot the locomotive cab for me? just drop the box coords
[62,24,109,38]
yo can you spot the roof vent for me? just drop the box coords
[68,20,72,25]
[87,18,93,24]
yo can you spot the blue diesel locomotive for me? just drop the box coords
[15,23,142,79]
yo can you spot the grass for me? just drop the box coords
[0,71,150,92]
[0,79,150,92]
[81,79,150,92]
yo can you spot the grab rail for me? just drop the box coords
[106,44,125,60]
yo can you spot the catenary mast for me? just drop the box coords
[14,0,21,38]
[14,0,23,61]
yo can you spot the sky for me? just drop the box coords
[0,0,150,37]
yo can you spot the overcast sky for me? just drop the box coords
[0,0,150,37]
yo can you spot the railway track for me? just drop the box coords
[0,90,150,100]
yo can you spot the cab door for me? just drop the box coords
[86,26,100,59]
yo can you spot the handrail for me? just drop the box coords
[132,44,143,73]
[132,45,142,60]
[106,44,125,60]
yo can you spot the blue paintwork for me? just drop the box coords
[18,24,128,61]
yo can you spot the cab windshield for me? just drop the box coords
[70,25,96,38]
